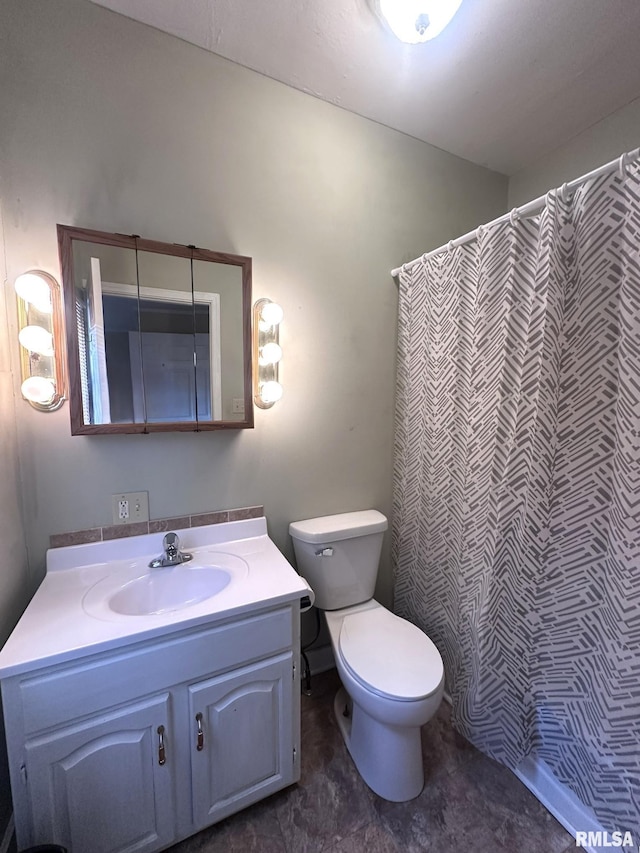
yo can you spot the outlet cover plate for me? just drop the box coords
[111,491,150,525]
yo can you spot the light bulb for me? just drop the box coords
[21,376,56,405]
[260,302,284,328]
[18,325,54,356]
[260,380,283,404]
[14,273,53,314]
[259,342,283,366]
[378,0,462,43]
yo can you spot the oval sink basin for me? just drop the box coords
[82,551,249,622]
[109,567,231,616]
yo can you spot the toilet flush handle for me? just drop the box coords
[315,547,334,557]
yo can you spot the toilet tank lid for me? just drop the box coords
[289,510,387,544]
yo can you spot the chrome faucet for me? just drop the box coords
[148,532,193,568]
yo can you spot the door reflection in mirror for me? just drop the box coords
[101,291,219,423]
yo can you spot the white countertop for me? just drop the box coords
[0,518,310,679]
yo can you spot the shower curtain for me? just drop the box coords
[393,160,640,834]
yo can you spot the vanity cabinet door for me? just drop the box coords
[23,693,175,853]
[189,652,295,830]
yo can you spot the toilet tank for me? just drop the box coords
[289,510,387,610]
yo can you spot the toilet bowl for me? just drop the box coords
[289,510,444,802]
[325,600,444,801]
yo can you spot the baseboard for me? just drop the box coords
[514,756,635,853]
[304,644,335,677]
[0,814,14,853]
[441,694,632,853]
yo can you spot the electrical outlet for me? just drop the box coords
[118,498,129,520]
[232,398,245,414]
[111,491,149,525]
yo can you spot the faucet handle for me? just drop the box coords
[148,531,192,568]
[163,532,179,554]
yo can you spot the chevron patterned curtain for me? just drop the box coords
[393,161,640,833]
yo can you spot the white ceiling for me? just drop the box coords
[89,0,640,175]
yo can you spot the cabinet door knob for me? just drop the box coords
[195,712,204,751]
[157,725,166,765]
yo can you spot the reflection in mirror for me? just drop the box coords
[193,260,244,422]
[58,226,253,434]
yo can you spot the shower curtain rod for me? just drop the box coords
[391,146,640,278]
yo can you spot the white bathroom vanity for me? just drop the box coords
[0,518,309,852]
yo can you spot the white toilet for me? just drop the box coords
[289,509,444,802]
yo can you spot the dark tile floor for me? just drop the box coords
[168,668,575,853]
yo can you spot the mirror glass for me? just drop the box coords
[58,227,253,434]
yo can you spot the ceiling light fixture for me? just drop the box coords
[375,0,463,44]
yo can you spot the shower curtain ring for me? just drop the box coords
[619,151,630,178]
[447,240,454,252]
[560,182,569,203]
[509,208,519,226]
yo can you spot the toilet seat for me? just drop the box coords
[338,607,443,702]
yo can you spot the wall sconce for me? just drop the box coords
[14,270,66,411]
[253,298,283,409]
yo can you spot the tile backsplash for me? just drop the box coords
[49,506,264,549]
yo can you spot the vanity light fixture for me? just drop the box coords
[374,0,463,43]
[253,298,283,409]
[14,270,66,411]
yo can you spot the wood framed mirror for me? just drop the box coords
[57,226,253,434]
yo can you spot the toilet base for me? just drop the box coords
[333,687,424,802]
